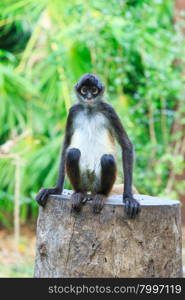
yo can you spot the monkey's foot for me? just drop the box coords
[36,187,60,207]
[92,194,106,214]
[71,192,85,212]
[123,195,141,219]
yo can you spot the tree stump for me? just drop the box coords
[34,190,182,278]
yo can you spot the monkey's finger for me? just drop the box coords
[129,201,136,218]
[72,204,82,213]
[92,201,104,214]
[131,202,141,218]
[93,204,103,214]
[93,202,100,214]
[36,192,45,207]
[92,195,104,214]
[130,202,138,218]
[71,193,83,213]
[37,198,45,207]
[124,200,129,215]
[125,200,132,217]
[71,200,82,212]
[126,202,132,218]
[125,200,139,218]
[36,189,49,207]
[40,190,50,205]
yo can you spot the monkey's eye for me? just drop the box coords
[81,86,87,95]
[92,86,98,95]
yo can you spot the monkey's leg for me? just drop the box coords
[66,148,85,212]
[92,154,116,214]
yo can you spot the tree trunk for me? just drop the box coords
[34,190,182,278]
[173,0,185,223]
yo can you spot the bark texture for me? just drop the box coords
[34,190,182,278]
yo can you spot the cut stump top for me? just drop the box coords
[51,189,180,207]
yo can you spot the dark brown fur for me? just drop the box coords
[36,74,140,218]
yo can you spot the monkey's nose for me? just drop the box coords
[87,93,92,100]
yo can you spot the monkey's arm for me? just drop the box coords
[36,143,67,207]
[36,104,79,207]
[100,102,140,218]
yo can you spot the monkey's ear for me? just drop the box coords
[74,83,79,90]
[101,84,105,93]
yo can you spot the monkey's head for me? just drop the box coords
[74,73,105,106]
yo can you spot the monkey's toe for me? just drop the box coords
[71,192,85,213]
[124,197,141,219]
[92,194,105,214]
[36,187,60,207]
[36,188,49,207]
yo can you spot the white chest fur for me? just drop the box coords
[68,110,116,177]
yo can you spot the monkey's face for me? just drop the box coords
[75,73,104,106]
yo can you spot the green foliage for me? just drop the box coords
[0,0,185,226]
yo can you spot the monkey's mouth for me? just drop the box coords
[84,99,94,105]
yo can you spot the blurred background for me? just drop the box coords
[0,0,185,277]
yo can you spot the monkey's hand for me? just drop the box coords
[123,194,140,219]
[36,187,61,207]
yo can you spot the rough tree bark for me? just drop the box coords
[34,190,182,278]
[173,0,185,223]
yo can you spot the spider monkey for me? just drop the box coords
[36,74,140,218]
